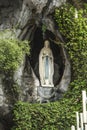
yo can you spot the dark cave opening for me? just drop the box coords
[29,27,65,86]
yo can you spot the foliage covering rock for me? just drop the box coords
[0,30,30,74]
[0,30,30,104]
[55,3,87,79]
[12,101,77,130]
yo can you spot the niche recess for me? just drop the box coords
[29,27,65,86]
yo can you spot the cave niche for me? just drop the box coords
[29,27,65,86]
[17,22,71,102]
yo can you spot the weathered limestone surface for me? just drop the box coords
[0,0,21,30]
[0,78,4,106]
[0,77,10,130]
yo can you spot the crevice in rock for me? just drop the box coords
[42,0,53,17]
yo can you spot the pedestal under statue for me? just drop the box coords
[39,40,54,87]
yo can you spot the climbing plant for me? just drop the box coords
[55,2,87,126]
[55,3,87,81]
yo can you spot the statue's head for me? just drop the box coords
[44,40,50,48]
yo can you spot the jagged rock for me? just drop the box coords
[0,77,7,107]
[0,86,4,106]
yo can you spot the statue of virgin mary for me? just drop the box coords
[39,40,54,87]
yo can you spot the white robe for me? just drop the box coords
[39,47,54,87]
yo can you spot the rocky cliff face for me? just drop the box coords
[0,0,71,129]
